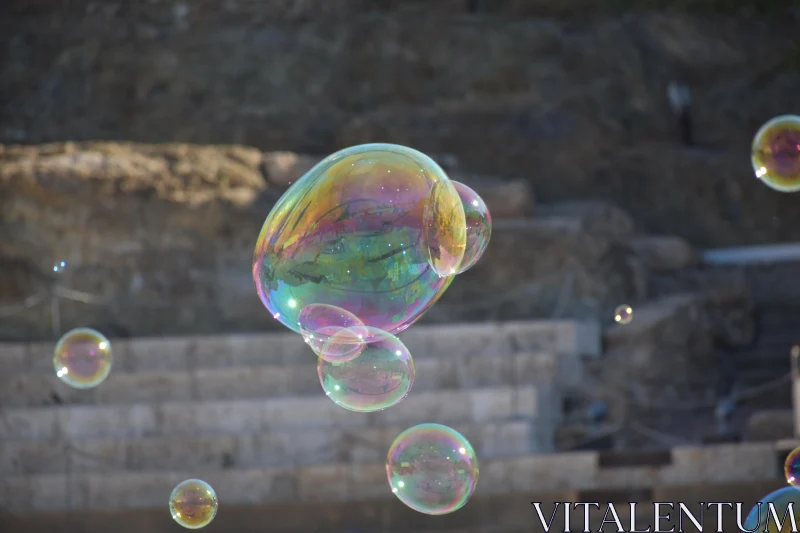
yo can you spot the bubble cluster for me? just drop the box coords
[299,303,369,363]
[745,486,800,533]
[170,479,218,530]
[253,143,470,336]
[386,423,479,515]
[752,115,800,192]
[786,447,800,487]
[53,328,113,389]
[318,327,415,412]
[614,305,633,325]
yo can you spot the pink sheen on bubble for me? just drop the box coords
[53,328,113,389]
[298,303,369,362]
[317,326,415,412]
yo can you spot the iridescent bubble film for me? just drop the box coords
[745,486,800,533]
[318,326,415,412]
[786,447,800,487]
[423,179,467,277]
[170,479,218,530]
[752,115,800,192]
[253,143,455,336]
[449,181,492,274]
[299,303,369,363]
[614,305,633,325]
[386,423,479,515]
[53,328,112,389]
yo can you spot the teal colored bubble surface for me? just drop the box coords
[745,486,800,533]
[318,326,415,412]
[253,144,455,336]
[386,423,479,515]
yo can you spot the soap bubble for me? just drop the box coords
[752,115,800,192]
[614,305,633,325]
[52,261,67,275]
[318,326,415,412]
[386,423,479,515]
[786,447,800,487]
[253,144,456,336]
[449,181,492,274]
[744,486,800,533]
[169,479,218,530]
[53,328,112,389]
[423,179,467,277]
[299,303,369,363]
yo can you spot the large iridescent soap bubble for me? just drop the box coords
[752,115,800,192]
[253,144,463,335]
[386,423,479,515]
[318,326,415,412]
[744,486,800,533]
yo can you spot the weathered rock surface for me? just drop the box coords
[1,7,797,245]
[1,142,644,341]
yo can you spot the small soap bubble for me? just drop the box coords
[752,115,800,192]
[744,486,800,533]
[614,305,633,325]
[786,447,800,487]
[170,479,218,530]
[423,179,467,277]
[52,261,67,274]
[53,328,112,389]
[318,326,415,412]
[386,423,479,515]
[449,181,492,274]
[253,144,456,337]
[298,303,368,363]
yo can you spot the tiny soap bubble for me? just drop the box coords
[752,114,800,192]
[614,305,633,325]
[170,479,218,530]
[53,328,112,389]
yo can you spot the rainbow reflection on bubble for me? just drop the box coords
[318,326,415,412]
[745,486,800,533]
[450,181,491,274]
[169,479,218,529]
[423,179,467,277]
[786,447,800,488]
[53,328,112,389]
[386,423,479,515]
[299,303,369,363]
[253,144,457,336]
[752,115,800,193]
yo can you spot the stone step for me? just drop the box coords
[0,320,600,375]
[0,351,577,408]
[0,441,779,512]
[0,420,543,476]
[0,385,554,443]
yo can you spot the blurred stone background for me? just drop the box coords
[0,0,797,344]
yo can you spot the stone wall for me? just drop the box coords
[1,4,798,245]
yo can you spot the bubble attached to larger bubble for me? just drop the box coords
[318,326,415,412]
[423,179,467,277]
[386,423,479,515]
[786,447,800,487]
[752,115,800,192]
[299,303,368,363]
[169,479,218,530]
[744,486,800,533]
[253,143,457,336]
[449,181,491,274]
[53,328,112,389]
